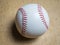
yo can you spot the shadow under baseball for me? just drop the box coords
[10,20,37,43]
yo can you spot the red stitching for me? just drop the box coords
[38,5,48,29]
[19,8,27,34]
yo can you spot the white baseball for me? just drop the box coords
[15,4,49,38]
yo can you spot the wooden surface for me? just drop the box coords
[0,0,60,45]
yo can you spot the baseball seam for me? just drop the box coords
[19,8,27,34]
[38,5,48,29]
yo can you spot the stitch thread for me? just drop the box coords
[38,5,48,29]
[19,8,27,34]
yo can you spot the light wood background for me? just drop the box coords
[0,0,60,45]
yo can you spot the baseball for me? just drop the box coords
[15,4,49,38]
